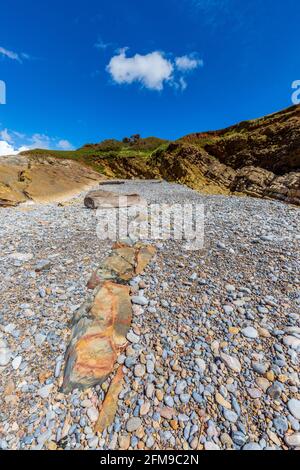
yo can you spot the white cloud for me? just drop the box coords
[0,128,13,143]
[0,46,29,63]
[0,141,28,156]
[30,133,51,149]
[57,139,73,150]
[175,55,203,71]
[107,50,174,91]
[106,49,203,92]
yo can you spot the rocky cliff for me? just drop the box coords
[147,105,300,204]
[4,105,300,206]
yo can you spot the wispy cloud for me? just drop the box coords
[95,37,112,50]
[57,139,73,150]
[0,46,30,63]
[175,54,203,72]
[106,49,203,92]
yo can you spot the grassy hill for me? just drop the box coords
[22,136,169,174]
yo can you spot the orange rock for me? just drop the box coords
[4,380,15,396]
[215,392,231,409]
[95,366,124,433]
[159,407,176,420]
[62,282,131,393]
[39,371,52,384]
[87,244,156,288]
[170,420,178,430]
[63,243,156,394]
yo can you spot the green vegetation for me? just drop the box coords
[22,136,169,174]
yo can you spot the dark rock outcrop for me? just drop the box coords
[147,105,300,204]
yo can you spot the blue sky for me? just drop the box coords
[0,0,299,154]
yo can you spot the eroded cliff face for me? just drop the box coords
[146,105,300,205]
[181,105,300,174]
[0,155,102,206]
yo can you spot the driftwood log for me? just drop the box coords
[84,189,145,209]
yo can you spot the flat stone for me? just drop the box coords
[146,360,154,374]
[247,388,262,399]
[134,364,146,378]
[164,396,174,407]
[255,377,270,392]
[192,392,203,404]
[283,336,300,350]
[126,417,142,433]
[158,407,175,421]
[243,443,262,450]
[223,305,234,315]
[273,416,288,434]
[223,409,238,423]
[267,384,282,400]
[195,358,206,373]
[220,352,242,373]
[35,333,47,346]
[232,431,248,446]
[87,407,99,423]
[145,383,154,398]
[87,243,156,287]
[252,362,268,375]
[12,356,22,370]
[229,327,240,335]
[175,380,187,395]
[9,252,33,262]
[287,399,300,420]
[131,296,149,306]
[126,331,140,344]
[95,366,124,432]
[241,327,258,339]
[215,392,231,409]
[0,348,11,367]
[118,435,131,450]
[284,433,300,447]
[140,401,151,416]
[35,260,51,272]
[180,394,191,404]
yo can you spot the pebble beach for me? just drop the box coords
[0,181,299,450]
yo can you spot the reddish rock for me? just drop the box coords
[159,407,176,420]
[95,366,124,433]
[87,243,156,289]
[62,282,131,393]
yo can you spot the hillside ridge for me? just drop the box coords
[2,104,299,206]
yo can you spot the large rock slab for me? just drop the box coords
[62,281,131,393]
[62,242,156,395]
[95,366,124,433]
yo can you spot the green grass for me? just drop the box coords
[21,137,170,174]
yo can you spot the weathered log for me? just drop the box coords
[84,189,145,209]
